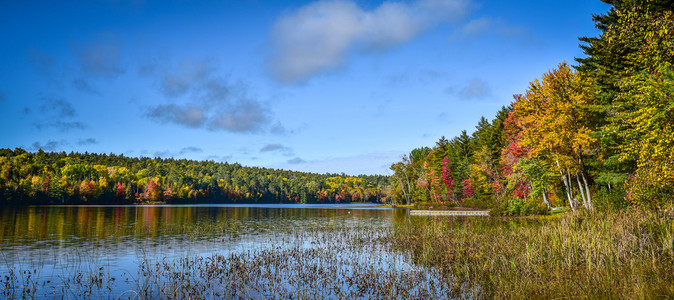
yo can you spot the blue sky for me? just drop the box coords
[0,0,610,175]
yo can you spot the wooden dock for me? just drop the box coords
[409,210,490,216]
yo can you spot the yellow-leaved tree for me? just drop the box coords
[512,62,596,209]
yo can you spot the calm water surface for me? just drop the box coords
[0,204,413,298]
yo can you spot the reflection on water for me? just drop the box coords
[0,204,402,257]
[0,204,414,298]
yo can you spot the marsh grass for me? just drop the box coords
[128,224,474,299]
[395,208,674,298]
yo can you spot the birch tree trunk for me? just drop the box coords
[556,160,574,209]
[542,187,551,208]
[576,173,588,208]
[578,155,593,210]
[566,172,574,200]
[581,172,593,210]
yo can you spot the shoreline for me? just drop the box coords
[409,210,490,216]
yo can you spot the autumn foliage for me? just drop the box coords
[0,149,390,205]
[389,0,674,211]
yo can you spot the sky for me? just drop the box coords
[0,0,611,175]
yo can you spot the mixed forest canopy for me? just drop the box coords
[389,0,674,212]
[0,148,390,205]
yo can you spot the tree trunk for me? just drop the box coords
[396,176,410,205]
[581,172,593,210]
[542,187,551,208]
[395,166,413,205]
[562,171,574,209]
[566,172,574,200]
[557,161,574,210]
[577,154,593,210]
[576,173,588,208]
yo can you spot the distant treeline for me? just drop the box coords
[0,148,390,205]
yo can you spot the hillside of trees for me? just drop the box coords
[389,0,673,212]
[0,148,390,205]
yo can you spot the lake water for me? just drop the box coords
[0,204,458,299]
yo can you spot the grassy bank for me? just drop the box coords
[395,208,674,298]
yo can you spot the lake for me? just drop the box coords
[0,204,462,299]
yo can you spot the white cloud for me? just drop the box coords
[268,0,472,83]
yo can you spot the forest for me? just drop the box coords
[388,0,673,214]
[0,148,390,205]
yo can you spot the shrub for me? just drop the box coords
[462,196,496,209]
[490,198,550,216]
[594,186,630,211]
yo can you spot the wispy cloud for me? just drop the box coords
[179,146,203,154]
[40,97,75,117]
[455,17,526,38]
[33,121,86,131]
[268,0,473,83]
[147,104,206,128]
[287,157,307,164]
[146,59,274,133]
[458,78,490,99]
[32,97,87,131]
[77,138,98,146]
[270,122,288,135]
[72,34,124,78]
[153,150,173,158]
[72,79,100,95]
[260,143,287,152]
[29,140,68,152]
[28,48,58,80]
[260,143,294,156]
[159,60,214,98]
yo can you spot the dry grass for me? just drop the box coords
[394,208,674,298]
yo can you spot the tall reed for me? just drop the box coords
[394,208,674,298]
